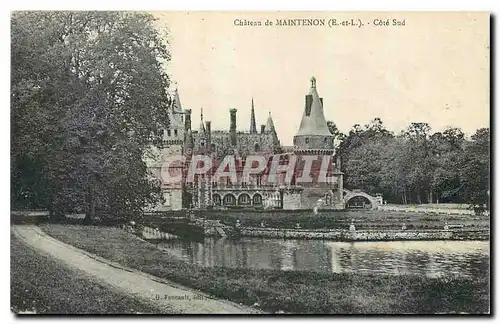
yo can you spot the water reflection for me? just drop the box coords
[157,238,489,278]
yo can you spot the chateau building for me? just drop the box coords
[149,77,345,211]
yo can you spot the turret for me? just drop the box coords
[164,88,185,140]
[265,112,280,149]
[265,112,275,133]
[293,77,334,151]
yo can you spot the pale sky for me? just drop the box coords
[154,12,489,145]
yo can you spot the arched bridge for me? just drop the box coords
[342,189,380,210]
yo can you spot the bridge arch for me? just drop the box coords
[341,189,379,210]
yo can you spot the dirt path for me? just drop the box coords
[12,225,261,314]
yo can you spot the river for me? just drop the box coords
[158,238,489,278]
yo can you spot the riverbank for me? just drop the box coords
[198,209,489,230]
[11,233,164,314]
[378,204,484,216]
[38,224,489,314]
[232,227,488,241]
[192,209,489,241]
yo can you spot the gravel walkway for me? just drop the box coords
[12,225,260,314]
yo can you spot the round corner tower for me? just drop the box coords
[292,77,343,210]
[293,77,334,154]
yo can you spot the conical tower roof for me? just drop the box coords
[173,88,183,113]
[296,77,331,136]
[265,112,275,132]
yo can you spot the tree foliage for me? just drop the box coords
[336,117,489,208]
[11,11,171,222]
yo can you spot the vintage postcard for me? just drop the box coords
[11,11,490,315]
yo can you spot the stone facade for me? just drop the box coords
[150,77,346,211]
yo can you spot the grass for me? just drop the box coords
[10,233,166,314]
[39,224,490,314]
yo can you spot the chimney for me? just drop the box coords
[260,125,266,134]
[205,121,211,151]
[229,108,237,146]
[305,94,313,116]
[229,108,237,131]
[184,109,192,132]
[184,109,193,152]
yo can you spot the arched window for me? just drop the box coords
[213,194,222,206]
[252,193,263,206]
[254,143,260,152]
[223,194,236,206]
[211,143,216,152]
[238,193,251,206]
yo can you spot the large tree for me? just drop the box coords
[339,118,395,196]
[459,128,490,209]
[428,127,465,203]
[401,122,433,204]
[11,12,171,222]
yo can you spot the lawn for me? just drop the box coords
[39,224,490,314]
[11,233,166,314]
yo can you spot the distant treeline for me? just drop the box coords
[328,119,490,207]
